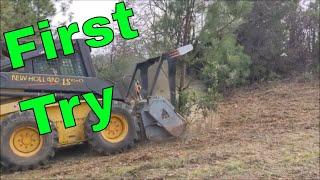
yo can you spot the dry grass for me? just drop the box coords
[1,78,319,179]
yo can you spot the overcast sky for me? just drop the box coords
[51,0,313,39]
[52,0,117,38]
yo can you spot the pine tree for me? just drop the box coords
[0,0,72,39]
[199,1,252,92]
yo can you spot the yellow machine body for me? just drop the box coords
[1,97,92,146]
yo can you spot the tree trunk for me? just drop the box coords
[177,0,194,110]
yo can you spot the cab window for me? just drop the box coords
[33,51,87,76]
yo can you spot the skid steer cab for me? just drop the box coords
[0,39,193,170]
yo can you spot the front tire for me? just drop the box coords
[85,101,135,155]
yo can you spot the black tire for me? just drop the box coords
[85,101,135,155]
[0,112,57,171]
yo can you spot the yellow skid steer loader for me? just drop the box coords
[0,39,193,170]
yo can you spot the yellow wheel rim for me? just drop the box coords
[101,114,129,143]
[9,126,43,157]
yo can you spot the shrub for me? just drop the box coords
[178,88,222,117]
[201,35,251,93]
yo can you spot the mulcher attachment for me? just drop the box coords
[126,45,193,142]
[138,96,186,141]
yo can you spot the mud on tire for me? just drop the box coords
[85,101,135,155]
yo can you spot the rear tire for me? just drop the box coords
[0,112,57,171]
[85,101,135,155]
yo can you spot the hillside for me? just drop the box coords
[1,78,319,179]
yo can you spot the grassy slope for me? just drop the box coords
[1,78,319,179]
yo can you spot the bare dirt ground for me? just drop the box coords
[1,78,319,179]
